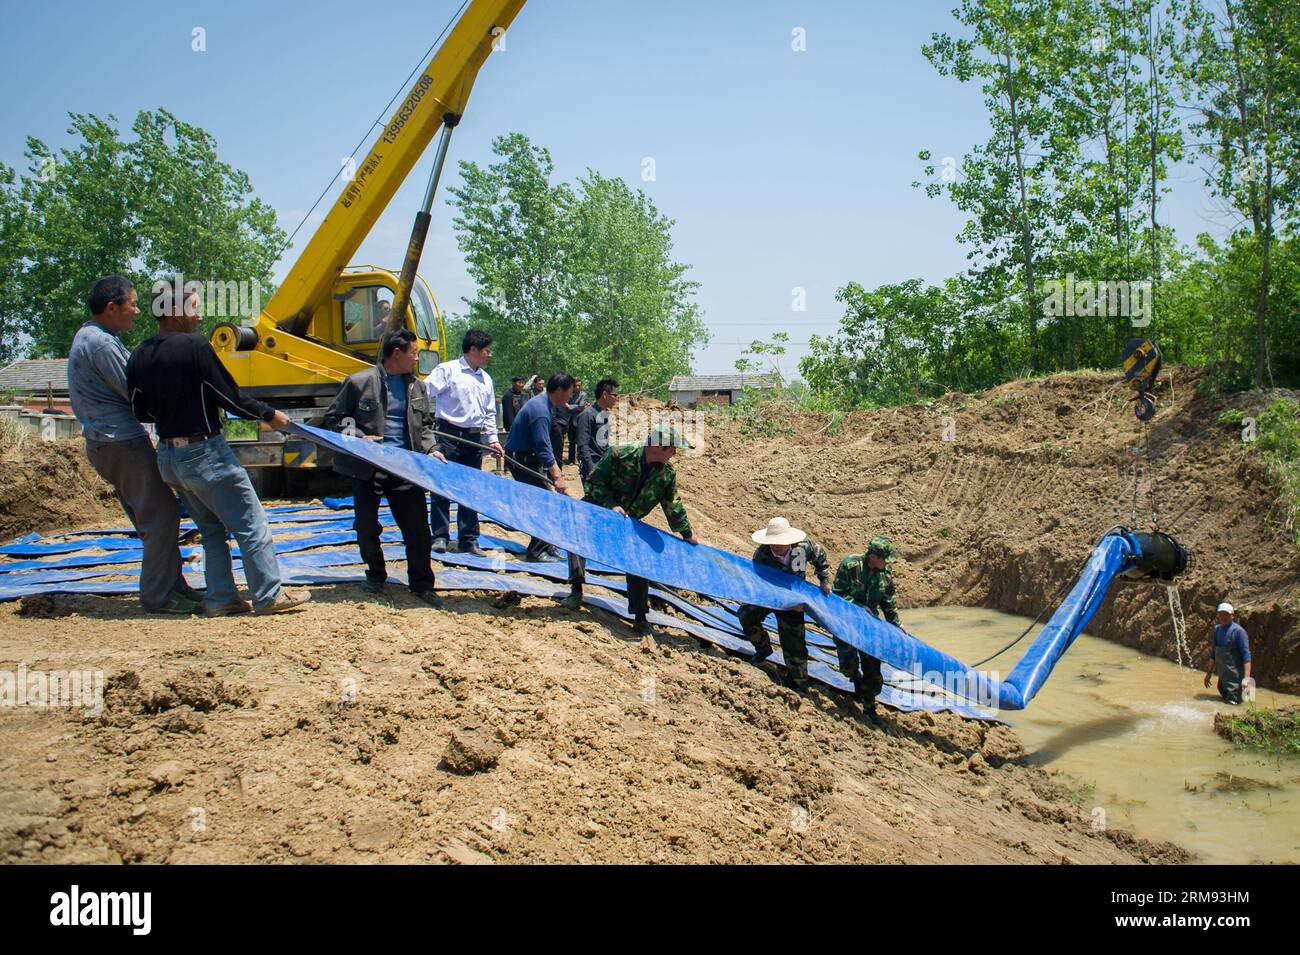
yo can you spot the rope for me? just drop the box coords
[278,1,470,255]
[430,428,555,488]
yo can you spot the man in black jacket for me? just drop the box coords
[128,278,309,617]
[574,377,619,487]
[565,378,588,464]
[501,376,526,433]
[322,329,444,607]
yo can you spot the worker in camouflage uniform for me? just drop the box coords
[559,423,700,636]
[738,517,831,691]
[832,535,900,724]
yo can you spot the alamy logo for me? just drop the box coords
[0,663,103,718]
[151,274,263,319]
[1042,273,1151,326]
[49,885,151,935]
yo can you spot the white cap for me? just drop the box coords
[1217,602,1234,614]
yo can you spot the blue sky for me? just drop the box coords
[0,0,1232,374]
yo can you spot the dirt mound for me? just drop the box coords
[0,433,118,540]
[672,368,1300,694]
[0,590,1183,864]
[0,368,1259,864]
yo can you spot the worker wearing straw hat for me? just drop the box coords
[738,516,831,692]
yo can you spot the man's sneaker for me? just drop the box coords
[149,595,200,615]
[457,540,487,558]
[431,538,448,554]
[539,545,563,561]
[558,591,583,611]
[413,590,444,609]
[176,583,205,602]
[632,617,656,637]
[254,590,312,615]
[203,598,252,618]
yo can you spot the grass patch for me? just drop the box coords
[1253,399,1300,545]
[0,416,32,451]
[1213,705,1300,759]
[707,391,795,440]
[224,418,259,441]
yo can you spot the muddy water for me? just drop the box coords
[909,606,1300,864]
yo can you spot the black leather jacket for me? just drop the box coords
[321,364,436,479]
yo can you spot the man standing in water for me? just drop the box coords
[1204,601,1252,705]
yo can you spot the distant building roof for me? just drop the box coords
[0,359,70,395]
[668,373,779,392]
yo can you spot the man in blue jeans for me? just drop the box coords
[127,277,310,617]
[67,275,200,614]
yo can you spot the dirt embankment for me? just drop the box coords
[0,591,1183,864]
[0,433,118,540]
[677,368,1300,694]
[2,369,1270,864]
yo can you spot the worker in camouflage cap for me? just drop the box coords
[646,422,694,449]
[737,517,832,692]
[831,534,901,725]
[558,423,699,636]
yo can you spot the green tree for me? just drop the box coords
[566,170,705,391]
[449,133,705,393]
[919,0,1076,373]
[11,109,284,357]
[800,278,1010,407]
[449,133,574,379]
[0,164,30,365]
[1180,0,1300,386]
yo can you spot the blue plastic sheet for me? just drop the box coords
[291,422,1144,711]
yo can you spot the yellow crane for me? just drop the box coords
[211,0,525,486]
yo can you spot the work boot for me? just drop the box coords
[457,540,487,558]
[853,676,879,705]
[539,545,563,561]
[362,575,386,595]
[632,616,656,638]
[203,598,252,618]
[255,589,312,615]
[413,590,444,609]
[558,589,583,611]
[149,594,200,615]
[862,703,886,727]
[748,637,774,666]
[431,538,448,554]
[175,582,205,602]
[782,661,810,692]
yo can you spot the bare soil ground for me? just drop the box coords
[678,368,1300,693]
[6,366,1286,864]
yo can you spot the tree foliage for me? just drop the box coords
[1,109,284,360]
[449,133,705,393]
[807,0,1300,410]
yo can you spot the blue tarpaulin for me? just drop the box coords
[0,421,1155,716]
[289,422,1151,711]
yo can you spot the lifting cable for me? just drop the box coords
[278,0,471,256]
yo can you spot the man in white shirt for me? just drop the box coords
[424,329,505,556]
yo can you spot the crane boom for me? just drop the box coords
[267,0,525,334]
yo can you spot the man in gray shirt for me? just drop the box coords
[68,275,197,614]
